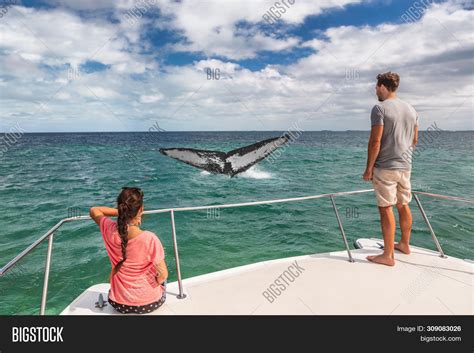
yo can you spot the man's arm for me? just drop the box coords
[413,125,418,146]
[89,207,118,226]
[363,125,384,181]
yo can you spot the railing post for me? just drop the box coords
[330,196,354,263]
[40,233,54,315]
[170,210,186,299]
[413,193,447,258]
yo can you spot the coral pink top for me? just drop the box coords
[100,217,165,306]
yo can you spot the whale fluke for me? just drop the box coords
[160,135,290,177]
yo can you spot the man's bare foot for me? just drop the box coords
[366,254,395,266]
[395,242,411,254]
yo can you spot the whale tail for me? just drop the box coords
[159,134,291,177]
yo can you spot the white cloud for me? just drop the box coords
[41,0,118,10]
[76,85,122,99]
[139,93,164,103]
[0,5,154,74]
[55,92,72,100]
[283,1,474,129]
[155,0,363,59]
[0,0,472,132]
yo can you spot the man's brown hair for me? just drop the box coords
[376,72,400,92]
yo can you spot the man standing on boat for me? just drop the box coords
[363,72,419,266]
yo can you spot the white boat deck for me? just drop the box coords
[61,239,473,315]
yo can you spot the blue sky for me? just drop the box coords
[0,0,472,131]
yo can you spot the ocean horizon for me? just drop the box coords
[3,129,473,133]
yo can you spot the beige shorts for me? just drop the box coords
[372,168,412,207]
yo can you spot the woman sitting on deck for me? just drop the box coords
[90,187,168,314]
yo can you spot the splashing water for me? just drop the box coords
[199,166,272,179]
[239,166,272,179]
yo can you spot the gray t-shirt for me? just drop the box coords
[371,97,418,170]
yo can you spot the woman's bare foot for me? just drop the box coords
[394,242,411,254]
[366,254,395,266]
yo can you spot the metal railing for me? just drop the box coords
[1,189,472,315]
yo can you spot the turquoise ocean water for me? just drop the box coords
[0,131,472,314]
